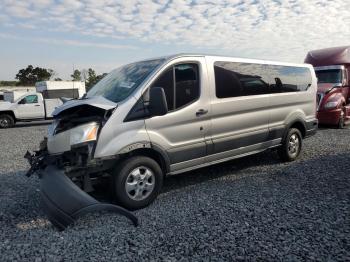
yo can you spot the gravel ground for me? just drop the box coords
[0,122,349,261]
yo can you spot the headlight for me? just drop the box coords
[324,101,338,110]
[70,122,99,146]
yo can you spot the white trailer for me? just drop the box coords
[35,81,86,99]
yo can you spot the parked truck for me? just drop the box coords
[0,81,86,128]
[305,46,350,128]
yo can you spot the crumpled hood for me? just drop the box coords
[53,96,117,116]
[317,83,338,94]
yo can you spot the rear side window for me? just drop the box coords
[214,62,270,98]
[151,63,199,111]
[268,65,312,93]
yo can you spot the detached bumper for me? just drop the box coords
[40,165,138,231]
[317,108,341,125]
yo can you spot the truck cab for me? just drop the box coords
[0,92,49,128]
[305,46,350,128]
[15,93,46,119]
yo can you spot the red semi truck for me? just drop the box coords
[305,46,350,128]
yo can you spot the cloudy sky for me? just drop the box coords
[0,0,349,80]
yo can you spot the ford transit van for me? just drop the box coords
[26,54,318,230]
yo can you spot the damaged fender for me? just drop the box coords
[39,165,138,230]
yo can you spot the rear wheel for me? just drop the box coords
[113,156,163,210]
[0,114,14,128]
[278,128,302,162]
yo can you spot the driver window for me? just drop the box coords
[22,95,38,104]
[150,63,199,111]
[151,68,174,110]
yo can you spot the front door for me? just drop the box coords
[145,57,211,172]
[16,95,44,119]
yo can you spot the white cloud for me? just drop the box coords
[0,0,350,63]
[0,33,137,50]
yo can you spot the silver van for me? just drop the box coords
[26,54,318,229]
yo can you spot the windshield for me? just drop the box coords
[87,59,165,103]
[316,69,342,84]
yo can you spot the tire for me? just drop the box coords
[0,114,14,128]
[112,156,163,210]
[278,128,303,162]
[338,107,345,129]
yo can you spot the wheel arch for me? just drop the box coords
[284,118,306,139]
[0,110,16,121]
[118,144,170,175]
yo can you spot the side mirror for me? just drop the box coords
[18,99,26,104]
[149,87,168,116]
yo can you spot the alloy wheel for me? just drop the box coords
[288,133,300,157]
[125,166,155,201]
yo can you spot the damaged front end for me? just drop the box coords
[25,97,138,230]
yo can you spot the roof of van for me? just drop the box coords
[140,53,312,68]
[304,46,350,66]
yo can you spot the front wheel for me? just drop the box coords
[0,114,14,128]
[112,156,163,210]
[278,128,303,162]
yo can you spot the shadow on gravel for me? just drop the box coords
[12,121,51,128]
[162,149,350,196]
[318,124,350,130]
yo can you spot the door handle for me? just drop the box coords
[34,105,40,107]
[196,109,208,116]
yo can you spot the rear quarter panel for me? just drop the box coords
[268,65,317,133]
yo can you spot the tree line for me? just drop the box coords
[2,65,107,91]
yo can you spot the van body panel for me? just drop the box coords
[94,96,149,159]
[268,66,317,135]
[46,53,317,174]
[170,138,281,174]
[93,54,317,172]
[144,56,212,169]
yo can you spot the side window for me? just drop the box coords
[25,95,38,103]
[20,95,38,104]
[214,62,269,98]
[175,64,199,108]
[150,63,200,111]
[269,65,312,93]
[151,68,174,110]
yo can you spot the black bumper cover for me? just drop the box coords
[40,165,138,230]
